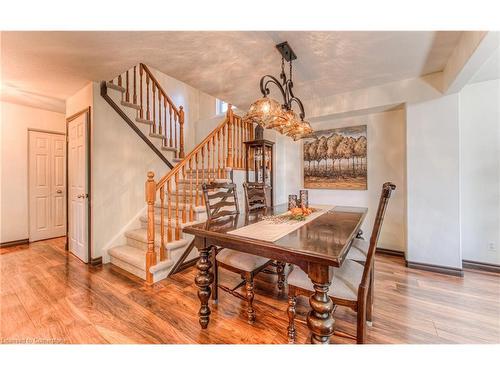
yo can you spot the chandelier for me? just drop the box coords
[244,41,313,141]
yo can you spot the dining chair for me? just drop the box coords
[286,182,396,343]
[201,181,273,322]
[243,182,286,290]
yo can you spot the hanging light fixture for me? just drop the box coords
[244,41,312,141]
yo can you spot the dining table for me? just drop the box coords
[183,203,368,344]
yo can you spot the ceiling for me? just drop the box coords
[1,31,464,112]
[469,46,500,84]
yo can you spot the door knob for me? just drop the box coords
[77,194,82,198]
[56,189,63,194]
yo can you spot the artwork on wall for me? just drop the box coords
[303,125,367,190]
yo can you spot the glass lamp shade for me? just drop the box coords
[244,97,284,127]
[287,120,313,141]
[269,110,298,134]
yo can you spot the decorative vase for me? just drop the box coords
[300,190,309,209]
[288,194,298,210]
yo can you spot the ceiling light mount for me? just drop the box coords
[276,41,297,62]
[244,41,312,141]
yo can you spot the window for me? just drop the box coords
[216,99,236,115]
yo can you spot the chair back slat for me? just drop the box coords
[360,182,396,287]
[202,182,239,220]
[243,182,268,211]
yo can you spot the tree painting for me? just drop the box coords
[303,125,367,190]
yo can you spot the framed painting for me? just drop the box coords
[303,125,367,190]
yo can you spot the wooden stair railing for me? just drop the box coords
[106,63,185,159]
[144,105,254,284]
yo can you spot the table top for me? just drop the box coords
[183,204,368,268]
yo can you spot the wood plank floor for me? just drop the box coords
[1,237,499,344]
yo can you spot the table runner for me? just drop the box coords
[228,205,334,242]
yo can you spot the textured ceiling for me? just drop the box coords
[1,31,463,111]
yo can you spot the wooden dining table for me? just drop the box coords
[183,204,368,344]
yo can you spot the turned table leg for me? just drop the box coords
[195,245,214,329]
[306,263,334,344]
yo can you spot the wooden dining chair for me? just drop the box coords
[243,182,286,290]
[202,181,273,322]
[286,182,396,344]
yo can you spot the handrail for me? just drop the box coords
[100,81,174,169]
[143,104,254,284]
[156,118,229,190]
[108,63,185,158]
[140,63,180,116]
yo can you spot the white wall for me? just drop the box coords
[147,66,216,153]
[406,94,462,269]
[459,79,500,265]
[87,67,217,261]
[66,82,93,118]
[298,109,407,252]
[0,101,66,242]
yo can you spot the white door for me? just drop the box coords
[29,131,66,242]
[68,113,89,263]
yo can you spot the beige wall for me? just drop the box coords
[147,66,217,153]
[304,109,407,252]
[66,82,93,118]
[460,79,500,265]
[0,101,66,243]
[87,67,217,261]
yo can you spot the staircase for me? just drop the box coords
[101,63,254,284]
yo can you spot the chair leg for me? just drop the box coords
[212,251,218,302]
[245,272,256,323]
[357,294,367,344]
[277,261,285,290]
[287,286,297,343]
[366,269,374,324]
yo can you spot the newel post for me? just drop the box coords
[226,104,234,168]
[179,106,185,159]
[145,171,157,285]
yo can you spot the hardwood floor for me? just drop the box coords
[1,237,499,344]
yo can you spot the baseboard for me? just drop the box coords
[406,260,464,277]
[462,259,500,274]
[0,238,29,248]
[376,247,406,258]
[90,257,103,267]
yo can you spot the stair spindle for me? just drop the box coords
[125,70,130,102]
[182,166,187,223]
[133,66,137,104]
[217,130,222,179]
[223,124,227,174]
[139,65,143,118]
[163,99,167,144]
[167,179,173,242]
[240,118,244,168]
[195,152,200,207]
[160,185,166,261]
[189,159,194,222]
[179,106,185,159]
[169,105,173,148]
[201,145,206,185]
[226,105,234,168]
[207,141,211,183]
[158,94,162,136]
[152,83,156,134]
[146,75,150,121]
[175,173,180,240]
[174,113,178,158]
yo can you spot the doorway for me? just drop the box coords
[28,130,67,242]
[66,108,91,263]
